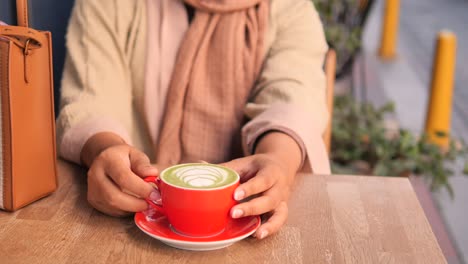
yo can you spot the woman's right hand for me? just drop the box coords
[85,139,159,216]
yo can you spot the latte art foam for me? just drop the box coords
[173,166,230,187]
[161,164,239,189]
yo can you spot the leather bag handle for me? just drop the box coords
[16,0,29,27]
[0,26,43,48]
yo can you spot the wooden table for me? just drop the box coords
[0,160,446,263]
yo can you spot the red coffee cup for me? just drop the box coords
[144,163,240,237]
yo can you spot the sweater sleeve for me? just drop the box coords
[56,0,136,164]
[242,0,330,174]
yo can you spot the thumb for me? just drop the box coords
[129,149,159,178]
[219,157,256,180]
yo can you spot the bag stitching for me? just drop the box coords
[0,40,12,210]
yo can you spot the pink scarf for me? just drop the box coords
[146,0,269,168]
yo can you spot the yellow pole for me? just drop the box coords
[425,31,457,148]
[378,0,400,60]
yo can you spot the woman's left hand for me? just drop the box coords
[221,152,296,240]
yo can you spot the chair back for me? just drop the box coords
[323,49,337,154]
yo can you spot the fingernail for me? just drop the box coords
[231,208,243,218]
[149,191,161,201]
[234,189,245,201]
[259,230,269,239]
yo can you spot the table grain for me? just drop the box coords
[0,160,446,263]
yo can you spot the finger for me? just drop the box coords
[88,167,149,214]
[219,158,258,180]
[105,187,149,213]
[106,157,156,199]
[234,168,277,201]
[230,194,279,218]
[255,202,288,239]
[90,200,130,217]
[150,163,163,172]
[129,149,159,177]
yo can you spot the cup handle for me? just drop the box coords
[144,176,165,216]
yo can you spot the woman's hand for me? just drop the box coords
[83,133,159,216]
[222,132,302,239]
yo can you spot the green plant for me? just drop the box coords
[331,96,468,197]
[311,0,373,76]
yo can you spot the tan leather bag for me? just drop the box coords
[0,0,57,211]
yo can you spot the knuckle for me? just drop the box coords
[98,148,114,161]
[278,201,289,215]
[248,176,270,194]
[87,162,102,178]
[135,152,150,164]
[280,186,291,199]
[87,191,104,211]
[241,205,254,216]
[242,184,255,196]
[270,185,289,202]
[280,201,288,210]
[87,169,96,183]
[106,194,120,209]
[99,185,118,208]
[268,195,281,209]
[280,210,289,224]
[86,191,96,206]
[86,178,128,216]
[100,145,127,161]
[134,161,149,172]
[264,174,276,187]
[113,171,128,186]
[86,174,100,194]
[244,201,266,216]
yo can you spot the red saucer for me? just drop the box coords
[134,212,260,251]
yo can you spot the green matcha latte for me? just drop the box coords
[161,163,239,190]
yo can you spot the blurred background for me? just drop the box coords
[314,0,467,263]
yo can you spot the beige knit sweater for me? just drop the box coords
[57,0,331,174]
